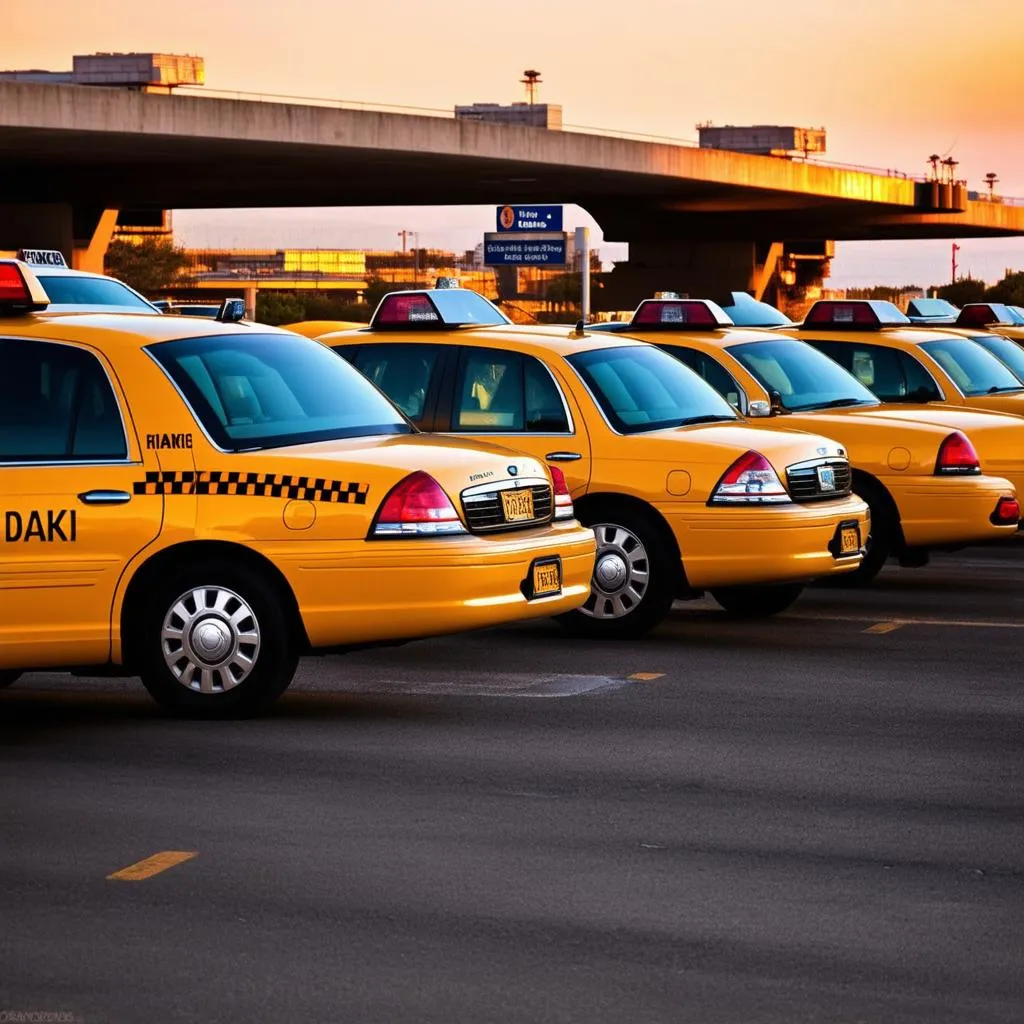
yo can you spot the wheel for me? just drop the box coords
[0,671,21,689]
[136,562,298,718]
[557,505,677,639]
[829,482,896,587]
[710,583,803,618]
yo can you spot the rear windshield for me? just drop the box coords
[37,274,157,311]
[919,338,1024,396]
[727,337,878,411]
[566,345,737,434]
[148,333,412,450]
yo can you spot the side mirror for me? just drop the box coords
[216,297,246,323]
[747,400,771,418]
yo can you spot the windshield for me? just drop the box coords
[37,274,157,312]
[727,338,879,411]
[148,333,413,450]
[919,338,1024,396]
[566,345,738,434]
[968,335,1024,382]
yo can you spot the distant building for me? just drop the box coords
[455,102,562,130]
[0,53,204,89]
[697,125,826,158]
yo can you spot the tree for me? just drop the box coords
[934,276,987,305]
[255,291,306,326]
[104,237,192,295]
[986,271,1024,307]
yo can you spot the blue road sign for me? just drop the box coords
[496,205,563,233]
[483,232,567,267]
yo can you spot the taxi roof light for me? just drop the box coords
[955,303,1015,328]
[630,299,733,329]
[370,288,509,330]
[802,300,910,329]
[934,432,981,476]
[0,260,50,314]
[549,466,575,520]
[370,471,467,537]
[709,451,790,505]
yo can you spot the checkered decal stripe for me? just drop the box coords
[133,471,369,504]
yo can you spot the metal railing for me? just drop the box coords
[171,85,1023,201]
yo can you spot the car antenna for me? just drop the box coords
[571,319,586,337]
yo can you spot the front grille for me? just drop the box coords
[786,459,852,501]
[461,479,553,533]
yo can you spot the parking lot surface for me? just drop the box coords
[3,546,1023,1024]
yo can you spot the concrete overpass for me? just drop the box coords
[2,80,1022,306]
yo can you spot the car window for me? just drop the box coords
[919,338,1024,396]
[453,349,570,433]
[36,274,156,311]
[968,335,1024,383]
[566,345,737,434]
[0,339,128,462]
[657,344,747,411]
[350,344,442,423]
[806,340,942,402]
[148,333,413,450]
[728,338,878,411]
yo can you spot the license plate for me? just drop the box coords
[817,466,836,492]
[532,559,562,597]
[501,489,535,522]
[840,525,860,554]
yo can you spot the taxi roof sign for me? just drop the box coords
[370,288,510,330]
[802,300,910,329]
[629,298,734,329]
[16,248,68,268]
[0,260,51,314]
[955,303,1016,328]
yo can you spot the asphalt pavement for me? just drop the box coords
[2,545,1023,1024]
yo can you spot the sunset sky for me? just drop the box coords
[9,0,1024,285]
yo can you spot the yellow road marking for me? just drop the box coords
[863,621,904,635]
[628,672,665,681]
[107,851,197,881]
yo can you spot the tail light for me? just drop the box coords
[991,497,1020,525]
[549,466,575,520]
[709,451,790,504]
[935,432,981,475]
[370,471,466,537]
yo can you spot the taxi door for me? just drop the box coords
[438,345,593,495]
[0,338,162,670]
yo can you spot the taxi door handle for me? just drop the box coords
[78,490,132,506]
[546,451,582,462]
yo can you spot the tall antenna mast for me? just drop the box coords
[521,69,541,105]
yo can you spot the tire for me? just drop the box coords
[710,583,803,618]
[831,482,896,587]
[557,504,677,639]
[0,671,21,689]
[136,561,299,718]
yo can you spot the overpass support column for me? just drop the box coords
[597,240,777,311]
[595,238,832,315]
[0,203,74,259]
[0,204,119,273]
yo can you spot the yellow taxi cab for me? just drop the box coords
[0,259,595,716]
[789,299,1024,418]
[588,298,1022,583]
[283,320,368,339]
[314,287,870,638]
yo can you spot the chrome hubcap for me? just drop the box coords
[582,522,650,620]
[160,586,261,694]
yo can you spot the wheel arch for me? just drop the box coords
[117,540,309,669]
[851,470,905,551]
[574,491,688,590]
